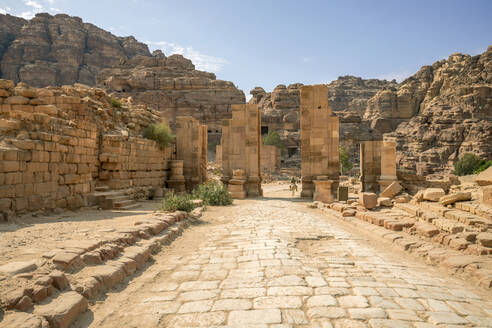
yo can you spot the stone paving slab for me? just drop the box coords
[72,194,492,327]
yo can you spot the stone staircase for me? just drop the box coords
[92,185,140,210]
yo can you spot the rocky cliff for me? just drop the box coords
[97,52,246,137]
[384,46,492,176]
[250,76,397,164]
[0,13,150,87]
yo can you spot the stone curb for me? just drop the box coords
[0,208,201,328]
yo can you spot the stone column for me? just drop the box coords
[360,141,382,193]
[221,104,262,198]
[300,85,339,200]
[379,140,397,191]
[200,124,208,184]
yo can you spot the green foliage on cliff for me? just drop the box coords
[339,146,353,174]
[454,153,490,176]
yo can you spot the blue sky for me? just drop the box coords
[1,0,491,97]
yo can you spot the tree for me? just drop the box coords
[454,153,486,176]
[339,146,353,174]
[263,131,284,151]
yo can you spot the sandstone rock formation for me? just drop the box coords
[0,13,150,87]
[384,46,492,175]
[97,53,245,139]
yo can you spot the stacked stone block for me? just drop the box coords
[300,85,339,201]
[0,79,174,217]
[360,140,397,193]
[221,104,262,198]
[175,116,207,191]
[98,135,171,190]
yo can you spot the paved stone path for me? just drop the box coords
[74,187,492,327]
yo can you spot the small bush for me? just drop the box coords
[339,146,353,174]
[263,131,284,149]
[454,153,484,176]
[193,181,232,206]
[143,121,175,148]
[474,159,492,174]
[111,98,122,108]
[162,191,195,212]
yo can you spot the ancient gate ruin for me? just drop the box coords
[300,85,340,202]
[220,104,262,198]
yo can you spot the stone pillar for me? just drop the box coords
[300,84,339,200]
[175,116,207,192]
[379,140,397,192]
[360,141,381,193]
[360,140,397,193]
[221,104,262,198]
[313,177,335,203]
[167,160,185,192]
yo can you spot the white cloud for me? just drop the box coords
[19,10,37,19]
[49,7,60,12]
[302,57,313,63]
[0,8,6,14]
[146,41,228,73]
[25,0,42,9]
[376,71,412,82]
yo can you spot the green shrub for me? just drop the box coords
[193,181,232,206]
[143,121,175,148]
[111,98,122,108]
[263,131,284,149]
[162,191,195,212]
[339,146,353,174]
[474,159,492,174]
[454,153,484,176]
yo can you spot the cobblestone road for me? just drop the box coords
[75,187,492,327]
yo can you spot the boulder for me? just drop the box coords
[422,188,446,202]
[377,197,393,207]
[359,192,377,209]
[380,181,403,198]
[476,166,492,186]
[394,194,411,203]
[35,291,87,328]
[439,192,471,206]
[0,312,49,328]
[476,232,492,247]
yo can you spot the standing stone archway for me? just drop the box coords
[300,85,340,202]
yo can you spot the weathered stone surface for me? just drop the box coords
[439,191,472,205]
[422,188,445,201]
[97,54,245,133]
[35,291,88,328]
[0,260,37,275]
[381,181,403,198]
[359,192,377,209]
[250,77,396,165]
[0,312,49,328]
[476,232,492,247]
[377,197,393,207]
[386,47,492,175]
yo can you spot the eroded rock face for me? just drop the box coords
[0,13,150,87]
[384,46,492,176]
[250,76,396,165]
[97,53,246,136]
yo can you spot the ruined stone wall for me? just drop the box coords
[98,135,171,190]
[360,140,397,193]
[0,79,170,218]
